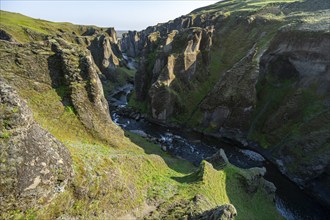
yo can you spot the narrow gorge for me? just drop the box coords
[0,0,329,219]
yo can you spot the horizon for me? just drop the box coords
[0,0,219,31]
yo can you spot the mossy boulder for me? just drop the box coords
[0,80,73,212]
[191,204,237,220]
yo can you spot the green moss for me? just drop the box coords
[300,87,326,120]
[249,78,295,147]
[146,50,157,73]
[250,74,328,148]
[64,106,75,114]
[128,91,148,113]
[0,130,11,139]
[11,107,19,113]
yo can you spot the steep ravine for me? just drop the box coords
[109,77,330,219]
[0,1,329,219]
[121,0,330,211]
[1,11,278,219]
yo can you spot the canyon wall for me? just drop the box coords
[122,0,330,208]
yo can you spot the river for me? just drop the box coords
[107,58,329,219]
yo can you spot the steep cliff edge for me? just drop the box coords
[123,0,330,207]
[252,30,330,206]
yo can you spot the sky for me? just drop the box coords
[1,0,218,30]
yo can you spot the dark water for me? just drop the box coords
[108,75,329,219]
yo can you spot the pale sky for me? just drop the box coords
[0,0,219,30]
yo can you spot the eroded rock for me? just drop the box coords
[50,39,123,143]
[191,204,237,220]
[0,80,73,212]
[205,149,229,169]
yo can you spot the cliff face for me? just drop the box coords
[50,38,123,143]
[125,26,214,121]
[88,31,122,78]
[123,0,330,207]
[253,30,330,205]
[0,25,125,211]
[0,35,123,143]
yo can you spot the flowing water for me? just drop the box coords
[108,57,329,219]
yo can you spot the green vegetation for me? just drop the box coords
[103,67,136,94]
[170,19,282,127]
[127,0,329,140]
[1,5,309,219]
[1,66,280,219]
[0,131,10,139]
[191,0,301,15]
[0,41,278,220]
[0,10,90,43]
[249,75,328,148]
[128,91,149,113]
[249,79,295,148]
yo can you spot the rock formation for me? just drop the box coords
[123,0,330,208]
[1,0,329,217]
[0,80,73,212]
[50,39,122,142]
[88,33,122,78]
[191,204,237,220]
[255,29,330,205]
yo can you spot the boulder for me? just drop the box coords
[191,204,237,220]
[0,29,16,42]
[263,180,277,194]
[238,167,267,193]
[0,80,73,212]
[205,149,229,169]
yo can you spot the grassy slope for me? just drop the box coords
[3,83,280,219]
[0,10,280,219]
[0,10,95,43]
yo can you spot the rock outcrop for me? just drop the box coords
[0,29,16,42]
[205,149,229,169]
[88,33,122,78]
[201,45,258,131]
[191,204,237,220]
[0,35,123,143]
[120,13,219,58]
[50,38,123,143]
[0,80,73,212]
[121,31,143,58]
[131,26,214,122]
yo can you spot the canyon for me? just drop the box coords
[0,0,329,219]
